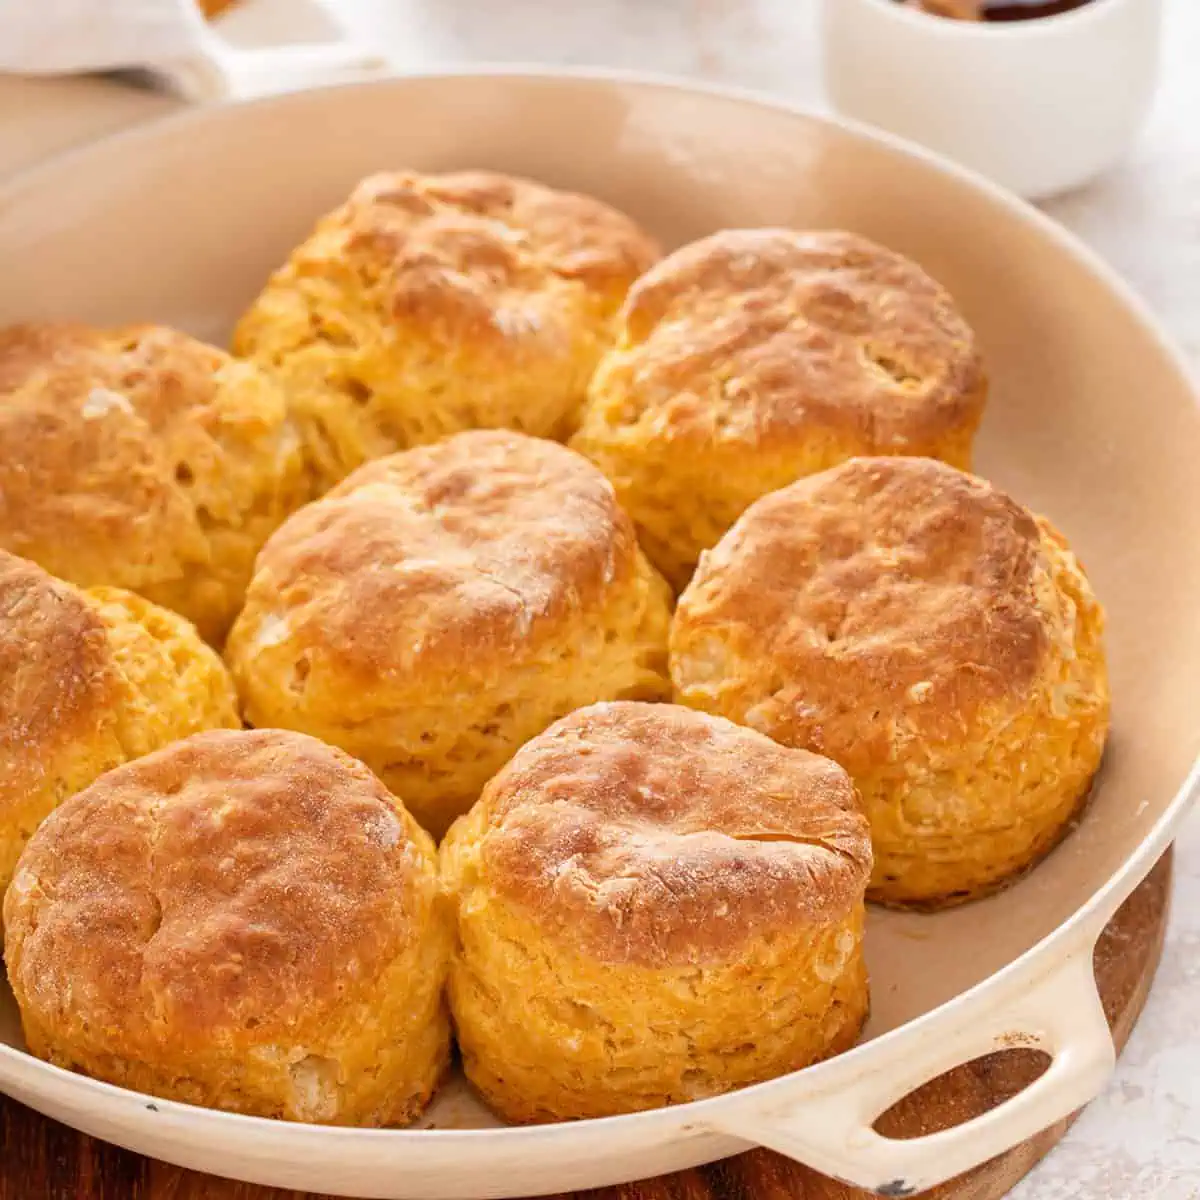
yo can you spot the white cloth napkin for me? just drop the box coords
[0,0,390,101]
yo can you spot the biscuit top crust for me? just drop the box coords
[469,701,870,966]
[598,228,985,448]
[672,457,1050,761]
[241,431,646,679]
[270,169,659,340]
[4,729,432,1045]
[0,551,117,817]
[0,321,298,592]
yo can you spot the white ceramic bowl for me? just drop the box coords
[821,0,1163,200]
[0,70,1198,1200]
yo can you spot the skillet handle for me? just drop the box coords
[708,947,1114,1196]
[156,42,390,102]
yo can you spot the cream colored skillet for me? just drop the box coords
[0,69,1197,1200]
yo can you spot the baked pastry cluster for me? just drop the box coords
[234,170,660,492]
[0,550,239,902]
[570,229,986,587]
[0,323,309,643]
[444,701,871,1121]
[671,456,1110,907]
[225,429,672,837]
[4,729,449,1126]
[0,166,1110,1131]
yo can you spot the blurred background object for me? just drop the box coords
[822,0,1163,199]
[0,0,386,99]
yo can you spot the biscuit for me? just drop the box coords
[0,551,239,901]
[233,170,660,491]
[671,456,1110,907]
[571,229,987,588]
[3,728,451,1126]
[225,431,672,837]
[0,323,309,643]
[443,701,871,1121]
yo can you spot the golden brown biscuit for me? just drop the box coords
[671,456,1110,908]
[0,551,239,901]
[0,322,310,643]
[233,169,660,492]
[443,701,871,1122]
[4,728,451,1126]
[570,229,987,588]
[226,430,672,837]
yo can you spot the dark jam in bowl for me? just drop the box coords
[897,0,1096,19]
[985,0,1095,19]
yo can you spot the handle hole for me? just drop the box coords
[871,1049,1052,1140]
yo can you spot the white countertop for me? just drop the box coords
[0,1,1198,1196]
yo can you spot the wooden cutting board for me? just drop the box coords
[0,851,1172,1200]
